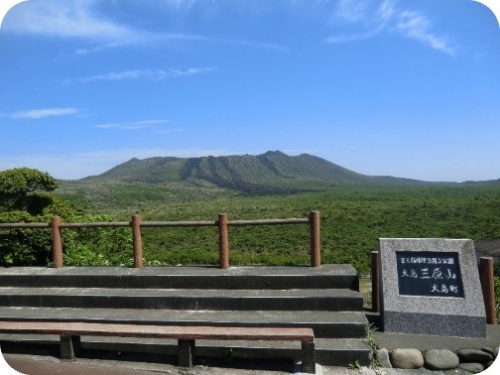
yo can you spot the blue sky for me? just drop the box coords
[0,0,499,182]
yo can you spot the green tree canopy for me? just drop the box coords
[0,168,134,267]
[0,167,58,212]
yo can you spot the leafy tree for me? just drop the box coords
[0,168,58,212]
[0,168,135,267]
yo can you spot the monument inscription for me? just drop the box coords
[396,251,464,298]
[379,238,486,338]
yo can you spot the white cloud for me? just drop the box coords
[2,107,81,119]
[326,3,384,43]
[326,0,391,43]
[165,67,218,77]
[377,0,395,23]
[73,32,210,55]
[325,31,375,43]
[4,0,288,54]
[396,11,455,55]
[335,0,374,23]
[73,67,217,83]
[5,0,140,42]
[326,0,455,55]
[94,120,171,130]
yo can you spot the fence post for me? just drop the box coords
[479,257,496,325]
[51,216,63,268]
[218,213,229,269]
[132,215,143,268]
[371,251,380,313]
[309,211,321,267]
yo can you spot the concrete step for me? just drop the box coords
[0,265,360,290]
[0,307,368,338]
[0,287,363,311]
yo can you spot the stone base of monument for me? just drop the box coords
[381,312,485,338]
[379,238,487,338]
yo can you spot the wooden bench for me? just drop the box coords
[0,321,316,373]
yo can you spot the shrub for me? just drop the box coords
[0,211,52,267]
[60,215,134,267]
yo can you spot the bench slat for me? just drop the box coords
[0,321,314,341]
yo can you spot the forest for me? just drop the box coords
[128,185,500,274]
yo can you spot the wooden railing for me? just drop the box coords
[0,211,321,269]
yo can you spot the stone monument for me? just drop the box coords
[379,238,486,338]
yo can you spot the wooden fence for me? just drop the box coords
[0,211,321,269]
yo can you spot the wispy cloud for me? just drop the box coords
[326,0,456,55]
[376,0,396,23]
[94,120,171,130]
[74,32,210,55]
[72,33,289,55]
[5,0,288,54]
[69,67,217,84]
[335,0,373,23]
[1,107,81,119]
[326,0,393,43]
[396,11,455,55]
[325,30,378,43]
[5,0,140,42]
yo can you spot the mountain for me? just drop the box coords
[56,151,432,208]
[89,151,428,188]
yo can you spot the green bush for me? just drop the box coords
[61,215,134,267]
[0,211,52,267]
[0,212,134,267]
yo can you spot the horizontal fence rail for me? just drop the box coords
[0,211,321,269]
